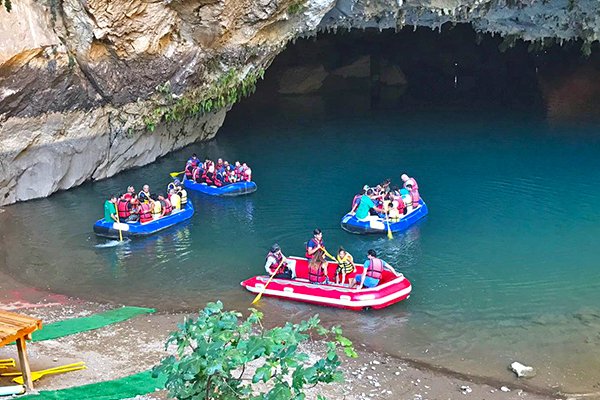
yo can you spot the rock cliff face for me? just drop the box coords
[0,0,598,205]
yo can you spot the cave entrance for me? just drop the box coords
[233,24,600,123]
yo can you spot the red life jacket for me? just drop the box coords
[265,251,284,274]
[397,199,405,212]
[204,172,222,187]
[117,199,131,219]
[192,167,202,182]
[139,203,153,223]
[122,193,133,201]
[366,258,384,280]
[308,261,326,283]
[162,199,172,215]
[185,163,194,179]
[305,238,322,259]
[203,172,213,185]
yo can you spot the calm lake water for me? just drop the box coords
[2,80,600,394]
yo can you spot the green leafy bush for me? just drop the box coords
[154,301,357,400]
[288,0,307,15]
[144,68,264,131]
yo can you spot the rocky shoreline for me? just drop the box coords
[0,270,562,400]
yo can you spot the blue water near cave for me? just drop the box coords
[2,88,600,393]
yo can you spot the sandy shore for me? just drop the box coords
[0,273,564,400]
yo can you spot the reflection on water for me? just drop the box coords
[2,108,599,393]
[539,65,600,123]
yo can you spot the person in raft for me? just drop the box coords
[104,195,119,223]
[308,250,329,285]
[335,246,355,286]
[306,228,326,259]
[176,180,188,204]
[121,186,136,201]
[117,193,140,222]
[158,195,173,217]
[264,244,296,279]
[401,173,418,190]
[168,189,181,211]
[138,185,152,203]
[356,249,392,289]
[354,189,384,220]
[350,186,368,213]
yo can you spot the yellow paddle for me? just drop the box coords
[320,248,337,262]
[170,171,185,178]
[385,209,393,239]
[116,215,123,242]
[2,362,86,384]
[252,258,286,304]
[0,358,15,369]
[1,362,85,377]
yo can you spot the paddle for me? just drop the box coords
[321,248,337,262]
[2,362,87,384]
[251,257,286,305]
[0,358,15,369]
[385,208,393,239]
[116,215,123,242]
[170,171,185,178]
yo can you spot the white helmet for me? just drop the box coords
[401,174,409,182]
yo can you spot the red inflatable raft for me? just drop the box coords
[240,257,411,311]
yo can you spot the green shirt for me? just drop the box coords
[104,200,117,223]
[355,195,375,220]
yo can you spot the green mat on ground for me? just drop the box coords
[20,370,166,400]
[32,306,155,342]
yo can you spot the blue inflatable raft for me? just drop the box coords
[341,199,428,234]
[183,177,257,196]
[93,201,194,239]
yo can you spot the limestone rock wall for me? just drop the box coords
[0,0,337,205]
[1,0,598,205]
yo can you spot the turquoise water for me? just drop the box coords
[1,97,600,393]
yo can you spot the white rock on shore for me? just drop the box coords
[510,361,536,378]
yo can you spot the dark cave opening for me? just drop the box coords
[239,24,600,122]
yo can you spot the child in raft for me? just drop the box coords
[335,247,355,286]
[308,250,329,285]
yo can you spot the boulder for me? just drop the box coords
[380,62,407,86]
[278,65,328,94]
[331,55,370,78]
[510,361,536,378]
